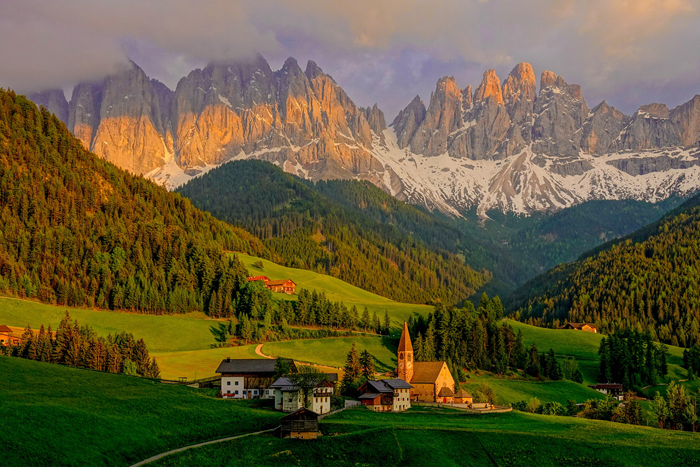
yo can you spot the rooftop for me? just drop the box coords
[215,358,288,374]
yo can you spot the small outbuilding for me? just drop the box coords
[279,407,319,440]
[454,388,473,406]
[589,383,624,400]
[558,322,598,333]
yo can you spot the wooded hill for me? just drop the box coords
[509,193,700,347]
[0,89,272,315]
[178,160,488,304]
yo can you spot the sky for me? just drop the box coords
[1,0,699,119]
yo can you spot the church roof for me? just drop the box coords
[411,362,446,383]
[398,322,413,352]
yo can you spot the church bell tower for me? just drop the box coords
[398,322,414,383]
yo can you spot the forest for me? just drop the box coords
[598,329,669,389]
[177,160,488,305]
[509,193,700,347]
[0,89,274,316]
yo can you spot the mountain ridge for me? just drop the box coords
[27,56,700,217]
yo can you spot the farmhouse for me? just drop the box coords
[0,325,20,347]
[357,378,413,412]
[590,383,624,400]
[279,408,319,440]
[558,322,598,333]
[216,358,294,399]
[246,276,297,295]
[398,322,456,403]
[269,375,336,414]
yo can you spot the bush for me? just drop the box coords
[472,383,496,404]
[526,397,541,413]
[541,401,564,416]
[253,260,264,270]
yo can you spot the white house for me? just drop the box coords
[216,358,294,399]
[357,379,413,412]
[269,376,336,414]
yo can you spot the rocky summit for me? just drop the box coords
[30,58,700,217]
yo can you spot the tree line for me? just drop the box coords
[2,312,159,378]
[407,293,582,383]
[598,329,669,390]
[211,286,392,345]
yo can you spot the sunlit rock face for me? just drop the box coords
[27,57,700,217]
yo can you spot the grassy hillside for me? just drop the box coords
[153,407,700,467]
[237,253,433,324]
[0,356,279,467]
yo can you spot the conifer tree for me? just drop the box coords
[383,311,391,335]
[360,349,375,380]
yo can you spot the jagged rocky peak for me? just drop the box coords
[304,60,326,81]
[408,76,463,156]
[540,70,567,92]
[474,69,504,104]
[614,102,681,151]
[581,100,629,155]
[502,62,537,127]
[502,62,537,103]
[392,95,427,148]
[362,104,387,135]
[29,89,69,124]
[68,82,103,150]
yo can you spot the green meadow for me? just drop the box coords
[153,406,700,467]
[0,356,279,467]
[236,253,433,325]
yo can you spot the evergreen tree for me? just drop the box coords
[383,311,391,335]
[360,350,375,380]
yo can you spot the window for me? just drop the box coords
[227,381,231,386]
[235,381,239,386]
[235,390,239,395]
[227,390,231,394]
[254,390,258,394]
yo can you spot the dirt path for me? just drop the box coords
[255,344,274,359]
[129,427,278,466]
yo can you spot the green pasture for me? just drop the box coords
[153,407,700,467]
[0,356,279,467]
[237,253,432,327]
[153,345,262,381]
[262,335,397,372]
[463,372,604,405]
[0,297,220,352]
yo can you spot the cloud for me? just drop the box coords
[0,0,698,116]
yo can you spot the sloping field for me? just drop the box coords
[152,407,700,467]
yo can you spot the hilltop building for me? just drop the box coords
[357,379,413,412]
[558,322,598,333]
[590,383,624,400]
[398,322,455,402]
[0,325,20,347]
[246,276,297,295]
[216,358,295,399]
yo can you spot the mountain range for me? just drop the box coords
[30,55,700,217]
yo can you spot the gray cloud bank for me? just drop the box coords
[1,0,699,118]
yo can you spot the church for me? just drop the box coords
[398,322,456,403]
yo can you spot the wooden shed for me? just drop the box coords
[279,407,320,439]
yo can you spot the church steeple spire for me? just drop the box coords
[398,322,414,382]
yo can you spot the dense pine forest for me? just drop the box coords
[0,89,273,315]
[509,194,700,347]
[178,160,488,304]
